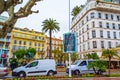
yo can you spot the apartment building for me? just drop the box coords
[71,0,120,58]
[46,36,62,58]
[9,27,46,59]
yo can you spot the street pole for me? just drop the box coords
[68,0,72,77]
[69,53,72,77]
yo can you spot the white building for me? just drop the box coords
[71,0,120,58]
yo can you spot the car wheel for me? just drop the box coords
[19,71,26,77]
[47,71,54,76]
[74,70,80,76]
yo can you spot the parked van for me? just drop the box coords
[66,59,101,75]
[12,59,57,77]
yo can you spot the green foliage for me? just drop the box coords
[87,60,107,74]
[85,52,99,59]
[71,53,79,62]
[14,49,27,60]
[27,48,36,58]
[71,6,80,17]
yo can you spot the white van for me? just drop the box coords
[66,59,100,75]
[12,59,57,77]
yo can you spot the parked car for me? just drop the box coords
[56,63,66,68]
[12,59,57,77]
[66,59,104,75]
[0,64,9,77]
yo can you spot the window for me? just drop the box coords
[88,42,90,49]
[26,61,38,68]
[83,44,85,51]
[117,16,120,21]
[92,21,95,27]
[83,35,84,42]
[101,41,104,48]
[87,25,89,30]
[108,41,111,48]
[19,41,22,45]
[112,23,115,29]
[111,14,113,20]
[86,16,88,21]
[113,32,116,39]
[87,32,89,39]
[92,30,96,38]
[93,41,97,48]
[82,20,84,25]
[100,30,103,38]
[34,42,37,46]
[99,22,102,28]
[80,46,81,52]
[14,40,17,44]
[79,61,87,66]
[29,42,32,46]
[24,41,26,45]
[91,12,94,18]
[106,23,109,28]
[107,31,110,38]
[98,13,101,18]
[118,24,120,30]
[105,14,108,19]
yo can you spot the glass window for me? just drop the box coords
[111,14,113,20]
[108,41,111,48]
[113,32,116,39]
[101,41,104,48]
[88,42,90,49]
[86,16,88,21]
[87,32,89,39]
[93,41,97,48]
[19,41,22,45]
[105,14,108,19]
[91,12,94,18]
[106,23,109,28]
[24,41,26,45]
[107,31,110,38]
[92,30,96,38]
[112,23,115,29]
[100,30,103,38]
[14,40,17,44]
[79,61,87,66]
[98,13,101,18]
[99,22,102,28]
[26,61,38,68]
[118,24,120,30]
[92,21,95,27]
[117,16,120,21]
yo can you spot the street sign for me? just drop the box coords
[63,32,77,53]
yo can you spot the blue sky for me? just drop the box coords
[2,0,87,38]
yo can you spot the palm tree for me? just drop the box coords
[102,49,118,76]
[42,18,60,59]
[71,6,81,17]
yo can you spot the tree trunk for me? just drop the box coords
[108,57,111,76]
[49,30,52,59]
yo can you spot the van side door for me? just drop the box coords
[25,61,39,76]
[78,60,88,74]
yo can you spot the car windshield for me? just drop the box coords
[0,64,4,67]
[72,60,80,65]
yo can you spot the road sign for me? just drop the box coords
[63,32,77,53]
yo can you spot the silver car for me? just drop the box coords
[0,64,9,76]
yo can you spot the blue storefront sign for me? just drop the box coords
[63,32,77,53]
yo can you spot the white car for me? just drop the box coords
[12,59,57,77]
[0,64,9,77]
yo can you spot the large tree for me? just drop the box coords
[0,0,41,38]
[42,18,60,59]
[102,49,118,76]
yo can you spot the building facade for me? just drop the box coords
[46,36,62,58]
[71,0,120,58]
[9,27,46,59]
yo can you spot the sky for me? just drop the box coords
[2,0,87,39]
